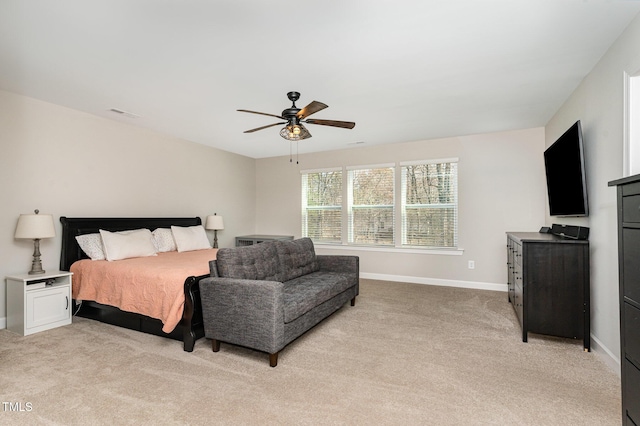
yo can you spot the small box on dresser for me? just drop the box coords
[609,174,640,425]
[6,271,73,336]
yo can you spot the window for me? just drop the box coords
[348,166,394,245]
[302,159,458,250]
[301,169,342,244]
[401,161,458,248]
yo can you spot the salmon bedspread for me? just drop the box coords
[70,249,218,333]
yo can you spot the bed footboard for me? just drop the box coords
[182,274,207,352]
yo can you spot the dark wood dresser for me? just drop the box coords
[506,232,590,351]
[609,175,640,425]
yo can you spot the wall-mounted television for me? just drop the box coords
[544,120,589,217]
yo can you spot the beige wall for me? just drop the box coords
[256,127,546,289]
[544,13,640,369]
[0,90,257,324]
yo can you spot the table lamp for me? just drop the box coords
[15,209,56,274]
[205,213,224,248]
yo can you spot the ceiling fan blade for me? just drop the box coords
[237,109,285,120]
[304,119,356,129]
[243,122,286,133]
[296,101,328,120]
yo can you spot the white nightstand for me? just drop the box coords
[6,270,73,336]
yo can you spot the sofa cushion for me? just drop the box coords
[275,238,320,282]
[282,271,355,323]
[215,242,283,281]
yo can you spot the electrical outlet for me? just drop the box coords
[468,260,475,269]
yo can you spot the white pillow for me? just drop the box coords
[99,229,157,261]
[171,225,211,252]
[75,233,105,260]
[152,228,177,252]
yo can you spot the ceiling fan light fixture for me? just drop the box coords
[280,125,298,141]
[280,124,310,141]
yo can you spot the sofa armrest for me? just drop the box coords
[209,259,219,277]
[199,277,286,353]
[316,255,359,274]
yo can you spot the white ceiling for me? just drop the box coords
[2,1,640,159]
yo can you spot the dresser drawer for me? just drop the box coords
[513,242,522,268]
[623,228,640,303]
[624,303,640,367]
[623,194,640,223]
[624,359,640,424]
[621,180,640,197]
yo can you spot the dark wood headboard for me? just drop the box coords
[59,217,202,271]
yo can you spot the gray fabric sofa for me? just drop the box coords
[199,237,359,367]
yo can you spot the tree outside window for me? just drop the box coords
[302,160,457,249]
[401,162,457,247]
[302,170,342,243]
[348,167,394,245]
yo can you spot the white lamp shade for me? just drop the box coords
[15,213,56,239]
[205,215,224,230]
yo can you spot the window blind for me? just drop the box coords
[348,166,395,246]
[301,169,342,243]
[401,161,458,247]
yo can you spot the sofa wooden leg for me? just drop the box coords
[269,352,278,367]
[212,339,220,352]
[351,296,356,306]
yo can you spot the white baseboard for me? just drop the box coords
[360,272,507,292]
[0,317,6,329]
[590,334,621,377]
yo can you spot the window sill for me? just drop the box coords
[314,244,464,256]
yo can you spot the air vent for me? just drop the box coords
[109,108,140,119]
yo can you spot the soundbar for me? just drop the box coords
[550,223,589,240]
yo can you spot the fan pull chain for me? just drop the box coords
[296,142,299,164]
[290,141,293,163]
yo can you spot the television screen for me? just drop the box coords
[544,120,588,217]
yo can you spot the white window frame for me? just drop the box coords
[400,159,458,249]
[301,160,461,254]
[347,164,395,246]
[301,167,342,244]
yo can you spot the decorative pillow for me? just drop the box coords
[171,225,212,252]
[99,229,157,261]
[75,233,105,260]
[152,228,177,252]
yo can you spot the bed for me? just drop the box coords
[60,216,217,352]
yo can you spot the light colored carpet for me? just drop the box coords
[0,279,620,425]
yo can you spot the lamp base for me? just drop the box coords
[28,238,45,275]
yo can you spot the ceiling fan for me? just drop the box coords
[237,91,355,141]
